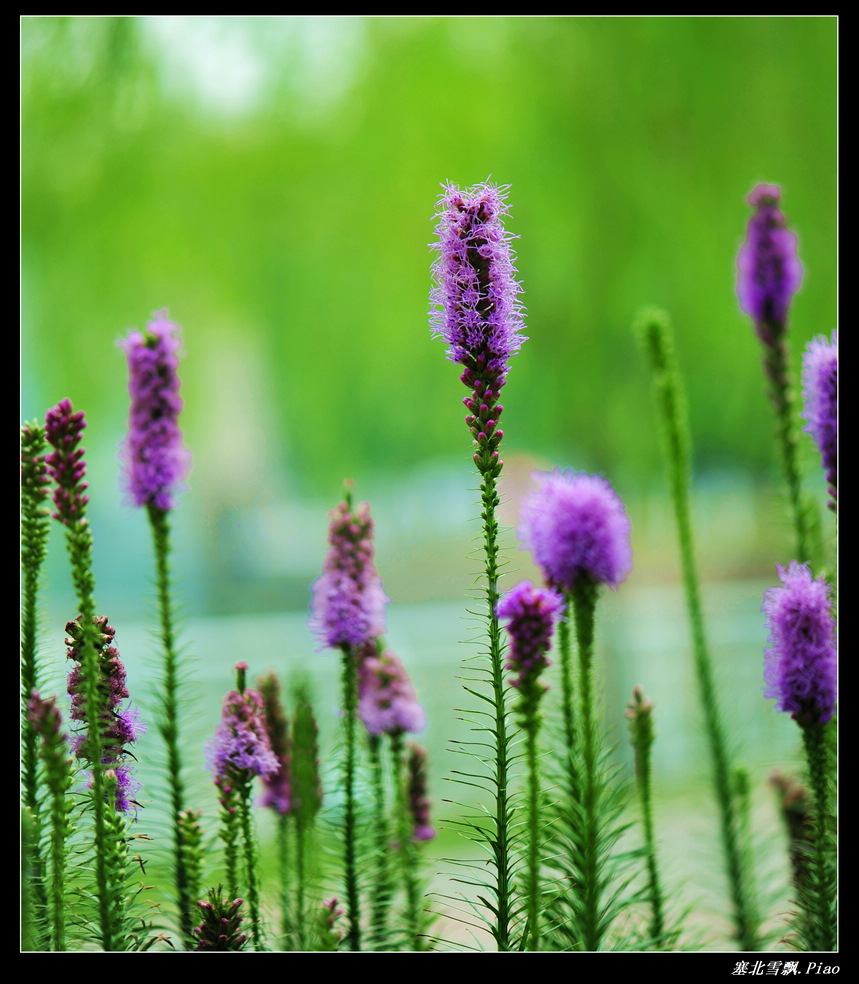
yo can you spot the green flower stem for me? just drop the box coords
[637,309,759,949]
[762,339,809,563]
[800,721,837,950]
[294,818,308,950]
[238,781,266,951]
[569,577,601,951]
[146,504,193,942]
[479,466,513,951]
[339,643,362,951]
[390,733,423,950]
[276,813,291,947]
[524,715,541,951]
[367,734,392,949]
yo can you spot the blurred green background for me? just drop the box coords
[22,17,836,943]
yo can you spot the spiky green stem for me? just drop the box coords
[146,504,193,943]
[636,309,759,949]
[800,721,837,950]
[238,782,266,950]
[368,734,392,949]
[339,643,362,950]
[524,716,541,951]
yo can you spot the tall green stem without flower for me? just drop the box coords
[636,309,759,950]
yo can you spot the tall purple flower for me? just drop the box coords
[406,742,435,842]
[737,183,803,346]
[497,580,564,698]
[65,615,145,813]
[762,561,837,726]
[801,330,838,507]
[358,648,427,737]
[429,180,527,476]
[257,672,292,816]
[207,675,280,785]
[119,310,191,511]
[310,497,389,650]
[518,469,633,593]
[44,398,89,526]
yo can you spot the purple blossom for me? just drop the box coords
[737,183,803,345]
[119,310,191,511]
[497,580,564,695]
[207,683,279,784]
[406,742,435,842]
[64,615,145,813]
[309,497,389,650]
[518,469,633,593]
[762,562,837,726]
[429,181,527,474]
[358,648,426,737]
[44,399,89,526]
[801,330,837,506]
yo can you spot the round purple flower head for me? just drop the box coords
[801,330,837,507]
[762,562,837,726]
[120,310,191,511]
[310,495,389,650]
[497,579,564,695]
[518,470,633,593]
[429,181,527,476]
[737,183,803,346]
[207,667,279,784]
[358,647,427,737]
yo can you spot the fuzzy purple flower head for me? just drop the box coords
[762,562,837,726]
[801,330,837,507]
[518,470,633,593]
[358,647,427,737]
[430,181,527,476]
[737,183,803,346]
[310,494,389,651]
[120,310,191,511]
[207,667,279,784]
[497,580,564,696]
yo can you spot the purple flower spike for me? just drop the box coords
[120,310,191,511]
[406,742,435,842]
[430,181,527,475]
[801,330,838,506]
[737,183,803,346]
[518,469,633,593]
[44,398,89,526]
[309,497,389,650]
[762,561,837,726]
[207,683,279,784]
[358,648,427,737]
[497,580,564,695]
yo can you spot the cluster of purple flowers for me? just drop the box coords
[737,183,803,346]
[310,498,389,651]
[801,331,838,506]
[518,469,633,593]
[430,181,526,475]
[119,311,191,512]
[762,562,837,727]
[64,615,145,813]
[44,398,89,526]
[207,666,280,786]
[358,646,427,737]
[497,579,564,695]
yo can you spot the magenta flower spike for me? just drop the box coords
[406,742,435,842]
[358,648,427,737]
[207,683,280,785]
[430,180,527,476]
[518,469,633,593]
[762,561,837,726]
[119,310,191,512]
[309,496,389,651]
[44,398,89,526]
[497,580,564,696]
[801,330,838,507]
[737,183,803,347]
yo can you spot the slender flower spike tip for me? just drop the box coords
[801,331,838,508]
[310,493,389,650]
[497,579,564,714]
[762,562,837,727]
[44,399,89,527]
[406,742,435,842]
[358,647,427,737]
[119,311,191,511]
[737,183,803,347]
[518,469,633,593]
[430,180,527,476]
[257,672,292,816]
[207,678,280,785]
